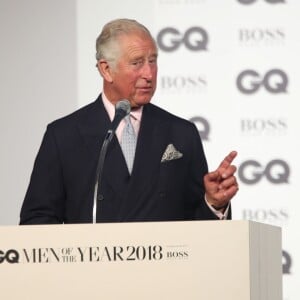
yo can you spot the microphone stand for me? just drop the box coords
[91,99,131,223]
[92,130,115,224]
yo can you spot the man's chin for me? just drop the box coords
[130,97,153,107]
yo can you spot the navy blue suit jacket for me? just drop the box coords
[20,95,223,224]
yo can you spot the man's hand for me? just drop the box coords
[204,151,239,210]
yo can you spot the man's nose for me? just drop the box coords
[141,63,153,80]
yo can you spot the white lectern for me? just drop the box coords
[0,220,282,300]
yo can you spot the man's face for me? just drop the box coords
[106,32,158,108]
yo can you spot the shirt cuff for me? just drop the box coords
[205,194,230,220]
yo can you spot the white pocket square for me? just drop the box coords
[161,144,183,163]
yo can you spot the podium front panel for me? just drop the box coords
[0,220,282,300]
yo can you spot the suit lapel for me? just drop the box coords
[131,104,168,180]
[77,96,109,167]
[77,95,129,197]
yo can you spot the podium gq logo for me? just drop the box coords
[157,27,208,52]
[0,249,19,263]
[236,69,288,94]
[237,0,285,4]
[238,159,290,184]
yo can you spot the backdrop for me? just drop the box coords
[1,1,299,299]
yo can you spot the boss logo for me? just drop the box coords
[242,208,289,223]
[0,249,20,264]
[237,0,285,4]
[238,159,290,184]
[156,27,208,52]
[166,250,188,259]
[236,69,288,94]
[238,28,285,43]
[160,76,207,92]
[241,119,287,135]
[189,116,210,141]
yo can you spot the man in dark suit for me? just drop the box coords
[20,19,238,225]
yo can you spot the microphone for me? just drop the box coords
[109,99,131,132]
[92,99,131,223]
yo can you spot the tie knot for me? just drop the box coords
[124,115,135,135]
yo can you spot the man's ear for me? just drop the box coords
[97,59,113,83]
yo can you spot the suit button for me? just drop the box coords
[97,194,104,201]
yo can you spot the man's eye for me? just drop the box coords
[132,60,142,66]
[149,58,157,64]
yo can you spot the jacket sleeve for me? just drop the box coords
[19,125,65,224]
[184,123,232,220]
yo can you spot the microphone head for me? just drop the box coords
[109,99,131,132]
[116,99,131,116]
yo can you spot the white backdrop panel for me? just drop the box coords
[76,1,300,299]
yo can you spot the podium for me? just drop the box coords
[0,220,282,300]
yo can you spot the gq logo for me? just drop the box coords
[236,69,288,94]
[189,116,210,141]
[237,0,285,4]
[238,159,290,184]
[0,249,20,263]
[282,250,292,275]
[157,27,208,52]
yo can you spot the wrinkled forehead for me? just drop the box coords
[116,31,158,54]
